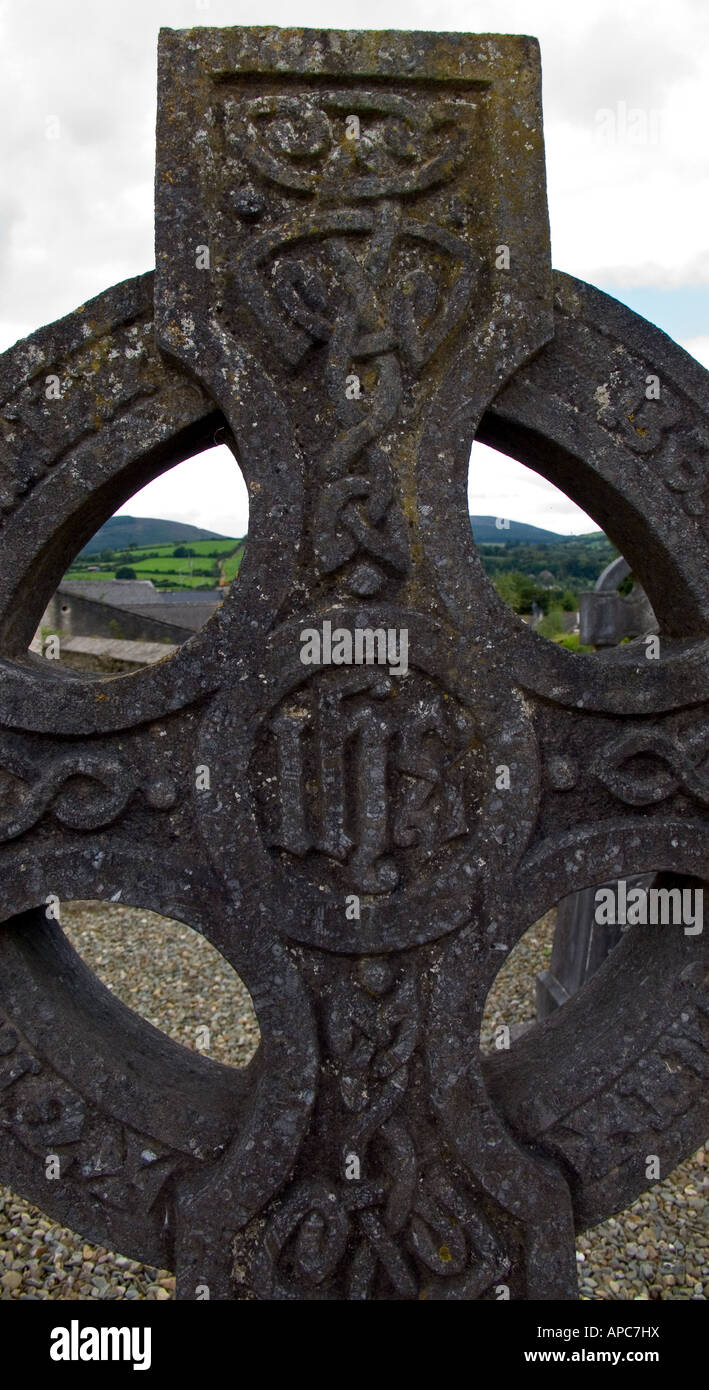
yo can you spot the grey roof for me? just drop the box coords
[156,589,223,604]
[59,580,223,612]
[60,579,159,606]
[128,602,221,632]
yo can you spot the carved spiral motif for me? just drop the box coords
[0,752,177,840]
[227,91,481,199]
[250,958,507,1300]
[232,205,476,595]
[594,726,709,807]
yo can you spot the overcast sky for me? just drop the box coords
[1,0,707,538]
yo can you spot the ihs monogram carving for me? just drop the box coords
[197,604,539,956]
[253,667,474,893]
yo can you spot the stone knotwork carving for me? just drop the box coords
[0,27,706,1301]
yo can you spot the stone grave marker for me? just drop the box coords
[0,26,706,1300]
[537,559,660,1018]
[579,555,658,649]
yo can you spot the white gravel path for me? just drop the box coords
[0,903,705,1301]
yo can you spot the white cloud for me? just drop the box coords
[468,444,597,536]
[681,335,709,368]
[1,0,708,334]
[116,446,250,539]
[0,0,706,538]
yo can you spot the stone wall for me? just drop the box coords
[40,589,192,646]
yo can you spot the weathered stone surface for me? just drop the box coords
[539,557,659,1021]
[535,874,650,1019]
[29,633,180,669]
[579,556,658,648]
[0,26,706,1301]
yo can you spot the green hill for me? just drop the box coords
[82,513,597,556]
[79,515,227,555]
[74,514,613,607]
[470,516,590,544]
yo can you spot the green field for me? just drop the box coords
[66,520,616,649]
[67,570,217,588]
[65,536,246,590]
[221,544,246,581]
[125,557,217,575]
[120,539,239,557]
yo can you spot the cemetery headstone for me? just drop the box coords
[579,555,658,648]
[537,560,660,1017]
[0,26,706,1300]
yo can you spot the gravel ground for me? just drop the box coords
[0,902,705,1300]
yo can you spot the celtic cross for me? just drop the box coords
[0,27,706,1300]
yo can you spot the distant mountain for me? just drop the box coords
[470,516,568,543]
[79,516,228,555]
[80,512,602,557]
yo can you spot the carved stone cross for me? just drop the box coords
[0,27,706,1301]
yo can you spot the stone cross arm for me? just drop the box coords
[0,27,706,1300]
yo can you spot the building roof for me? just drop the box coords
[60,579,160,606]
[128,602,220,632]
[59,580,223,624]
[156,589,223,604]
